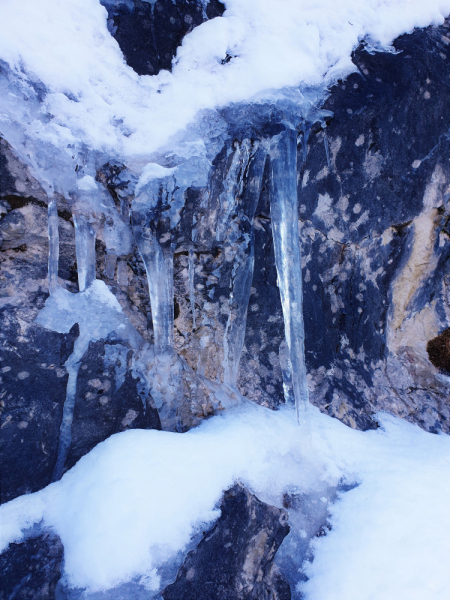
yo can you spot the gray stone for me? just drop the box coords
[162,484,291,600]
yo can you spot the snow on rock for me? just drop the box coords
[1,0,450,163]
[0,404,449,597]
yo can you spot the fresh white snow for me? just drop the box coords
[1,403,450,597]
[0,0,449,165]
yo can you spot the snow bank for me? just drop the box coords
[1,404,449,597]
[0,0,449,164]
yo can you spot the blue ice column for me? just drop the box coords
[131,209,174,354]
[221,144,267,386]
[73,214,97,292]
[269,127,309,422]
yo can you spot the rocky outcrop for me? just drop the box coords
[102,0,225,76]
[0,185,163,501]
[1,17,450,508]
[162,484,291,600]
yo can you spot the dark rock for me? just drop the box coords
[0,320,78,504]
[0,198,79,503]
[64,339,161,472]
[290,19,450,431]
[102,0,225,76]
[0,532,64,600]
[162,483,291,600]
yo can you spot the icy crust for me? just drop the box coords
[1,405,450,597]
[1,0,450,165]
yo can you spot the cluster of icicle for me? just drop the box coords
[2,63,329,476]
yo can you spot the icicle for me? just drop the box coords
[302,124,310,166]
[116,258,128,287]
[47,199,59,294]
[74,214,97,292]
[51,340,84,482]
[216,140,252,243]
[132,211,174,354]
[269,127,309,424]
[104,252,117,280]
[188,247,196,330]
[222,144,267,387]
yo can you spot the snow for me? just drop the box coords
[1,0,450,597]
[1,404,449,597]
[0,0,449,167]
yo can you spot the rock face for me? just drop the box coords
[64,338,161,472]
[1,7,449,501]
[0,532,64,600]
[1,7,450,600]
[162,484,291,600]
[102,0,225,76]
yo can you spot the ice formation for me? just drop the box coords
[269,128,309,423]
[2,0,450,597]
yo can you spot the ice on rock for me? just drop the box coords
[36,281,143,479]
[188,247,197,330]
[103,343,129,393]
[73,214,98,293]
[269,128,309,424]
[132,205,175,353]
[220,141,268,386]
[47,199,59,294]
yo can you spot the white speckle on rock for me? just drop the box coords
[18,371,29,380]
[353,203,361,214]
[302,170,310,188]
[355,134,365,147]
[316,166,329,181]
[424,91,431,99]
[122,409,138,428]
[412,159,421,169]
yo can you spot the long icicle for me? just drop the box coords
[269,127,309,425]
[222,144,267,387]
[48,199,59,294]
[73,214,97,292]
[188,247,196,330]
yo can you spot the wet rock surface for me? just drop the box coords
[162,484,291,600]
[0,532,64,600]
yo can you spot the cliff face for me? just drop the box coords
[0,4,449,598]
[1,12,449,501]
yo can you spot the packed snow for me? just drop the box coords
[1,403,450,598]
[0,0,450,166]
